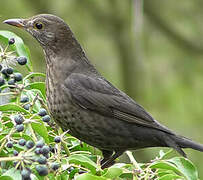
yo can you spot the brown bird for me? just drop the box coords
[4,14,203,169]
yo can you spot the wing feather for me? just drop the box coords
[64,73,173,134]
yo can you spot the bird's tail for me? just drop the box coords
[164,134,203,157]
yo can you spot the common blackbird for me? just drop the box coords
[4,14,203,169]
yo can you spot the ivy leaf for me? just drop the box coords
[0,103,30,114]
[23,72,46,82]
[167,157,199,180]
[102,167,123,179]
[76,173,107,180]
[150,160,182,174]
[31,121,49,144]
[25,82,46,100]
[1,168,21,180]
[158,174,183,180]
[0,176,13,180]
[67,154,99,174]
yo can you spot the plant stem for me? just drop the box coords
[30,93,39,112]
[61,139,70,157]
[58,128,70,156]
[0,139,7,153]
[0,156,23,162]
[57,142,61,161]
[28,123,37,142]
[0,92,17,96]
[126,151,142,172]
[38,96,50,114]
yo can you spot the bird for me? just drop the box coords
[4,14,203,169]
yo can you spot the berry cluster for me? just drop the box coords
[14,114,24,132]
[6,109,62,179]
[0,38,64,179]
[0,38,27,93]
[38,108,51,123]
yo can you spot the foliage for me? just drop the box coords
[0,31,200,180]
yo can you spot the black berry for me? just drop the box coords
[8,38,15,45]
[18,138,26,146]
[1,69,9,78]
[37,156,47,164]
[17,56,27,65]
[13,161,18,167]
[7,141,13,148]
[41,145,50,155]
[38,108,47,117]
[0,76,5,86]
[23,104,30,110]
[13,150,18,156]
[42,115,51,123]
[14,72,23,81]
[51,163,60,171]
[8,79,16,85]
[14,114,24,124]
[35,148,41,155]
[20,95,29,103]
[6,67,13,74]
[21,168,31,180]
[49,146,56,153]
[54,136,61,143]
[16,124,24,132]
[36,141,44,148]
[36,165,48,176]
[43,153,49,159]
[26,140,35,149]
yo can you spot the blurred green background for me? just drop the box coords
[1,0,203,177]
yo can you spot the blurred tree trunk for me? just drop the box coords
[110,0,139,97]
[78,0,145,98]
[144,0,203,55]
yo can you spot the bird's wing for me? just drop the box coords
[64,73,173,134]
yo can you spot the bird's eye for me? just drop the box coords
[34,22,44,30]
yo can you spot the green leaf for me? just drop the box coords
[150,161,182,174]
[0,103,30,114]
[168,157,199,180]
[67,154,99,174]
[57,171,69,180]
[1,168,21,180]
[31,121,49,143]
[119,173,133,179]
[25,82,46,99]
[159,149,179,160]
[0,30,32,72]
[23,72,46,82]
[159,174,183,180]
[103,167,123,179]
[76,173,107,180]
[157,169,177,177]
[0,176,13,180]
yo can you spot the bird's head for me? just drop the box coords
[4,14,76,53]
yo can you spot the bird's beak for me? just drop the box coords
[3,19,25,28]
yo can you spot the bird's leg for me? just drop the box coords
[101,150,113,165]
[101,150,124,169]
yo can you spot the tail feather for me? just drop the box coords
[166,135,203,157]
[176,135,203,151]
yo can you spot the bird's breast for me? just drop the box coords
[45,63,75,126]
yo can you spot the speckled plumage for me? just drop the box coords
[4,14,203,168]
